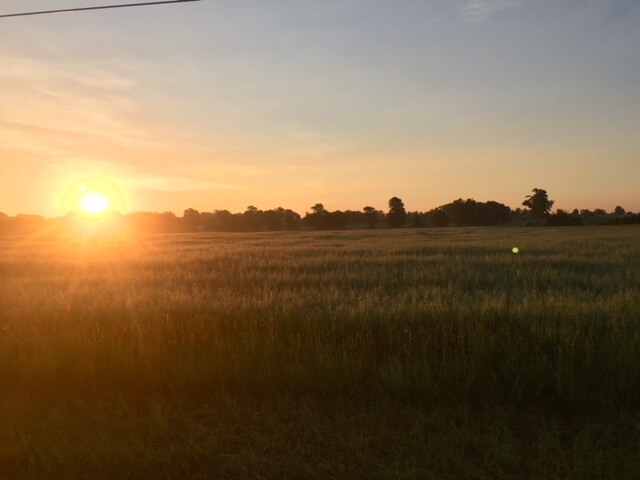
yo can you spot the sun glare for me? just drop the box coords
[81,192,110,213]
[62,177,125,217]
[59,178,130,238]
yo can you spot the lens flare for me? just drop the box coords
[512,247,519,254]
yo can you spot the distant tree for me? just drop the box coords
[306,203,331,230]
[593,208,607,216]
[616,214,640,225]
[479,201,511,225]
[125,211,179,233]
[547,209,568,226]
[241,205,262,231]
[278,208,301,230]
[363,206,378,229]
[386,197,407,228]
[447,198,475,225]
[11,214,47,235]
[330,211,348,230]
[198,211,215,231]
[436,199,510,226]
[262,210,280,230]
[212,210,236,231]
[430,209,450,227]
[547,209,583,226]
[522,188,554,218]
[510,207,527,224]
[614,205,626,216]
[182,208,201,232]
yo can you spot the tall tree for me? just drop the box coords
[386,197,407,228]
[522,188,554,218]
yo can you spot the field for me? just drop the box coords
[1,226,640,479]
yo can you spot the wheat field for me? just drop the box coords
[1,226,639,479]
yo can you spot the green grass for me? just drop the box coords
[1,226,640,479]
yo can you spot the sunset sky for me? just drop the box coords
[1,0,639,217]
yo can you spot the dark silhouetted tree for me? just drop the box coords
[431,209,450,227]
[182,208,201,232]
[447,199,476,225]
[278,208,301,230]
[479,201,511,225]
[614,205,625,216]
[547,209,567,226]
[330,211,348,230]
[241,205,262,231]
[212,210,235,231]
[522,188,554,218]
[262,210,280,231]
[363,206,378,229]
[305,203,331,230]
[386,197,406,227]
[547,209,583,226]
[437,199,510,226]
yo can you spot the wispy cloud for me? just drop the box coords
[0,52,203,169]
[125,174,239,192]
[0,53,145,152]
[459,0,521,21]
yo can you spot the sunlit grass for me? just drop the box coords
[1,226,639,478]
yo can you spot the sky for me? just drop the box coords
[1,0,639,217]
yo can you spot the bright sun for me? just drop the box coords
[81,192,110,213]
[61,178,125,218]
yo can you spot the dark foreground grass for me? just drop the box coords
[3,396,640,479]
[1,226,640,478]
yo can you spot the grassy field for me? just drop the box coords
[1,226,640,479]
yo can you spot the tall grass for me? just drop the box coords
[1,226,639,478]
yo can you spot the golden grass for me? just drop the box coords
[1,226,639,478]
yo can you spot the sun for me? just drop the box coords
[81,192,110,213]
[62,178,125,216]
[59,178,129,237]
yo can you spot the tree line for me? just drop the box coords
[0,188,638,235]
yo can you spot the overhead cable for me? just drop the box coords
[0,0,201,19]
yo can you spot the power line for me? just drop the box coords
[0,0,201,19]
